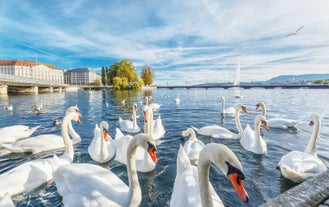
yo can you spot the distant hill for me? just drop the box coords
[268,74,329,83]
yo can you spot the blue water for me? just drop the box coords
[0,88,329,206]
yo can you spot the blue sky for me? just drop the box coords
[1,0,329,85]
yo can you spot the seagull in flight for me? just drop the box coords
[286,26,304,37]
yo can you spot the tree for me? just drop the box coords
[101,66,106,85]
[140,65,154,85]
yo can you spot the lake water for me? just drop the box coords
[0,88,329,206]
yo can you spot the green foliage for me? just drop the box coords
[101,66,106,85]
[104,59,142,90]
[88,79,101,86]
[140,65,154,86]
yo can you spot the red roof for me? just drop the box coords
[0,60,60,70]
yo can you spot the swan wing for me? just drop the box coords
[192,125,234,139]
[53,163,129,207]
[278,151,327,182]
[152,115,165,140]
[267,118,298,129]
[0,193,14,207]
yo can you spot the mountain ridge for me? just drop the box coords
[267,73,329,82]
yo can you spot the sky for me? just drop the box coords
[1,0,329,85]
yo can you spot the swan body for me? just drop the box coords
[1,121,80,154]
[240,115,269,154]
[192,104,248,139]
[143,107,165,140]
[170,144,249,207]
[0,106,81,198]
[52,133,158,207]
[119,103,140,133]
[144,96,161,111]
[0,125,41,144]
[175,94,180,104]
[0,193,14,207]
[221,96,235,116]
[114,128,156,172]
[256,102,298,129]
[277,114,327,182]
[88,122,116,163]
[4,105,13,111]
[181,128,204,165]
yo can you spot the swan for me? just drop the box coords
[175,94,180,104]
[240,115,270,154]
[0,125,41,144]
[221,96,235,117]
[256,101,298,129]
[144,96,161,111]
[0,114,81,155]
[277,114,327,182]
[88,121,116,163]
[52,133,158,207]
[143,106,165,140]
[192,104,248,139]
[181,127,204,165]
[119,103,140,133]
[114,128,156,172]
[4,105,13,111]
[0,106,81,198]
[170,144,249,207]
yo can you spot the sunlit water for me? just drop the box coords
[0,88,329,207]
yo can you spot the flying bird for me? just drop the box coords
[286,26,304,37]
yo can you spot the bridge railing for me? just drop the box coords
[0,73,67,86]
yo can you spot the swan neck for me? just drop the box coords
[127,137,142,206]
[254,119,262,140]
[132,109,137,129]
[198,150,214,207]
[61,113,74,162]
[221,99,225,112]
[68,121,80,144]
[305,120,320,154]
[190,128,197,140]
[260,103,266,117]
[100,128,108,159]
[235,109,243,135]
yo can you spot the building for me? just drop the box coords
[64,68,100,85]
[0,60,64,83]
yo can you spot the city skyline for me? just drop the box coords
[1,1,329,85]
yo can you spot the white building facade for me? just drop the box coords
[64,68,100,85]
[0,60,64,83]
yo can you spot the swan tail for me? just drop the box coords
[115,128,124,140]
[177,145,191,174]
[118,117,123,122]
[27,125,41,135]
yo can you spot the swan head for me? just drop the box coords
[309,114,320,126]
[134,133,158,163]
[133,103,138,112]
[181,128,193,137]
[256,102,265,110]
[236,104,248,113]
[143,107,153,123]
[202,143,249,203]
[221,96,225,102]
[256,115,269,130]
[99,121,109,141]
[66,105,82,126]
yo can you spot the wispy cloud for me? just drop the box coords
[1,0,329,85]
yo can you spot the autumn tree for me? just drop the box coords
[140,65,154,85]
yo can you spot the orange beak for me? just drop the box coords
[144,112,148,123]
[103,130,109,141]
[77,117,82,126]
[228,173,249,203]
[256,104,260,110]
[262,121,270,130]
[242,106,248,114]
[148,147,158,163]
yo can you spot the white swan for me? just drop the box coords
[221,96,235,117]
[277,114,327,182]
[256,102,298,129]
[144,96,161,111]
[0,125,41,144]
[175,94,180,104]
[240,115,270,154]
[114,128,156,172]
[0,116,81,154]
[192,104,248,139]
[143,106,165,140]
[170,144,249,207]
[52,133,158,207]
[0,106,81,198]
[4,105,13,111]
[88,121,116,163]
[119,103,140,133]
[181,127,204,165]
